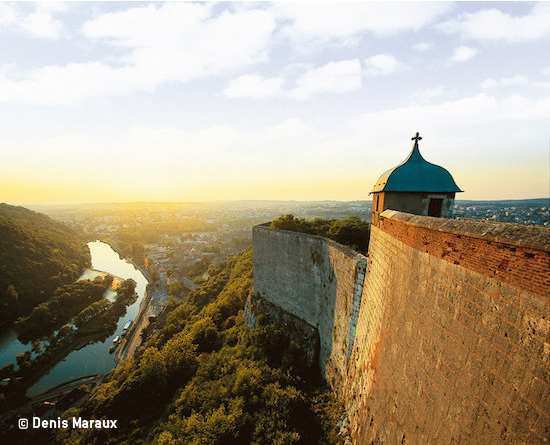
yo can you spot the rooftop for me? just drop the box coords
[371,132,462,194]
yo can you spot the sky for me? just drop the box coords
[1,1,549,203]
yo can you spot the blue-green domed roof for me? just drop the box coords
[371,134,462,193]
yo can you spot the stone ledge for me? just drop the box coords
[380,210,550,252]
[253,223,368,263]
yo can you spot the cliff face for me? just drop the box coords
[249,211,549,443]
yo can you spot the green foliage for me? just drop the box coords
[75,279,137,338]
[14,276,110,343]
[0,203,90,329]
[168,280,184,298]
[57,248,341,445]
[271,214,370,254]
[0,279,139,395]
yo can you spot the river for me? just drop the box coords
[0,241,149,397]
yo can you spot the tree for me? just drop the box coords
[31,340,42,356]
[169,280,184,298]
[16,351,32,371]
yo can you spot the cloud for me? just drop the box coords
[412,42,433,52]
[438,2,550,43]
[364,54,408,76]
[0,2,63,39]
[223,74,283,99]
[450,46,478,63]
[408,86,446,104]
[224,59,364,101]
[0,62,145,105]
[481,75,528,89]
[288,59,362,100]
[0,3,278,104]
[347,93,550,137]
[543,66,550,75]
[0,3,16,25]
[82,3,276,81]
[20,10,62,39]
[274,2,453,43]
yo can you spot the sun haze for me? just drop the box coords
[1,2,549,203]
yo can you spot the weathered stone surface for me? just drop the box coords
[250,213,550,444]
[252,224,367,392]
[244,293,319,368]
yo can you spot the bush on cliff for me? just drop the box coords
[271,214,370,254]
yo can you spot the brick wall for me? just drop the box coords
[345,211,549,443]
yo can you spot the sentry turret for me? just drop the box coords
[370,132,462,226]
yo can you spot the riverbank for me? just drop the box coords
[113,284,151,363]
[1,241,150,417]
[2,329,109,407]
[100,238,151,282]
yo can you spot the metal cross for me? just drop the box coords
[412,132,422,142]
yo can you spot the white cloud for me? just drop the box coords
[20,10,62,39]
[450,46,478,63]
[413,42,433,52]
[0,3,16,25]
[438,2,550,43]
[225,59,367,101]
[275,2,453,43]
[83,3,276,81]
[0,2,63,39]
[0,62,142,105]
[364,54,408,76]
[543,66,550,75]
[223,75,283,99]
[289,59,362,100]
[347,93,550,137]
[408,86,446,104]
[0,3,278,104]
[481,75,529,89]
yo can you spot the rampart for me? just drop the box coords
[348,211,549,443]
[250,211,550,443]
[251,223,367,387]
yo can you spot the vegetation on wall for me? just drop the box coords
[270,214,370,254]
[57,248,342,444]
[0,204,91,330]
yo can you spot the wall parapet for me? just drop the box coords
[253,223,368,263]
[379,210,550,299]
[380,209,550,252]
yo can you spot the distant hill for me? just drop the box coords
[0,204,90,330]
[455,198,549,206]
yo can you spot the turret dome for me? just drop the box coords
[371,133,462,193]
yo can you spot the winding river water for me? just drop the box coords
[0,241,149,397]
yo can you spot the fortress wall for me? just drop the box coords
[345,211,549,444]
[252,224,367,387]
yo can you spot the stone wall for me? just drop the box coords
[252,224,367,389]
[250,212,549,443]
[345,210,549,443]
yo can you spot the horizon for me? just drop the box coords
[1,2,549,203]
[6,196,550,208]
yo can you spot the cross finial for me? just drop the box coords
[412,132,422,143]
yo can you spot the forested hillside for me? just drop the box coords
[58,248,341,444]
[0,204,90,330]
